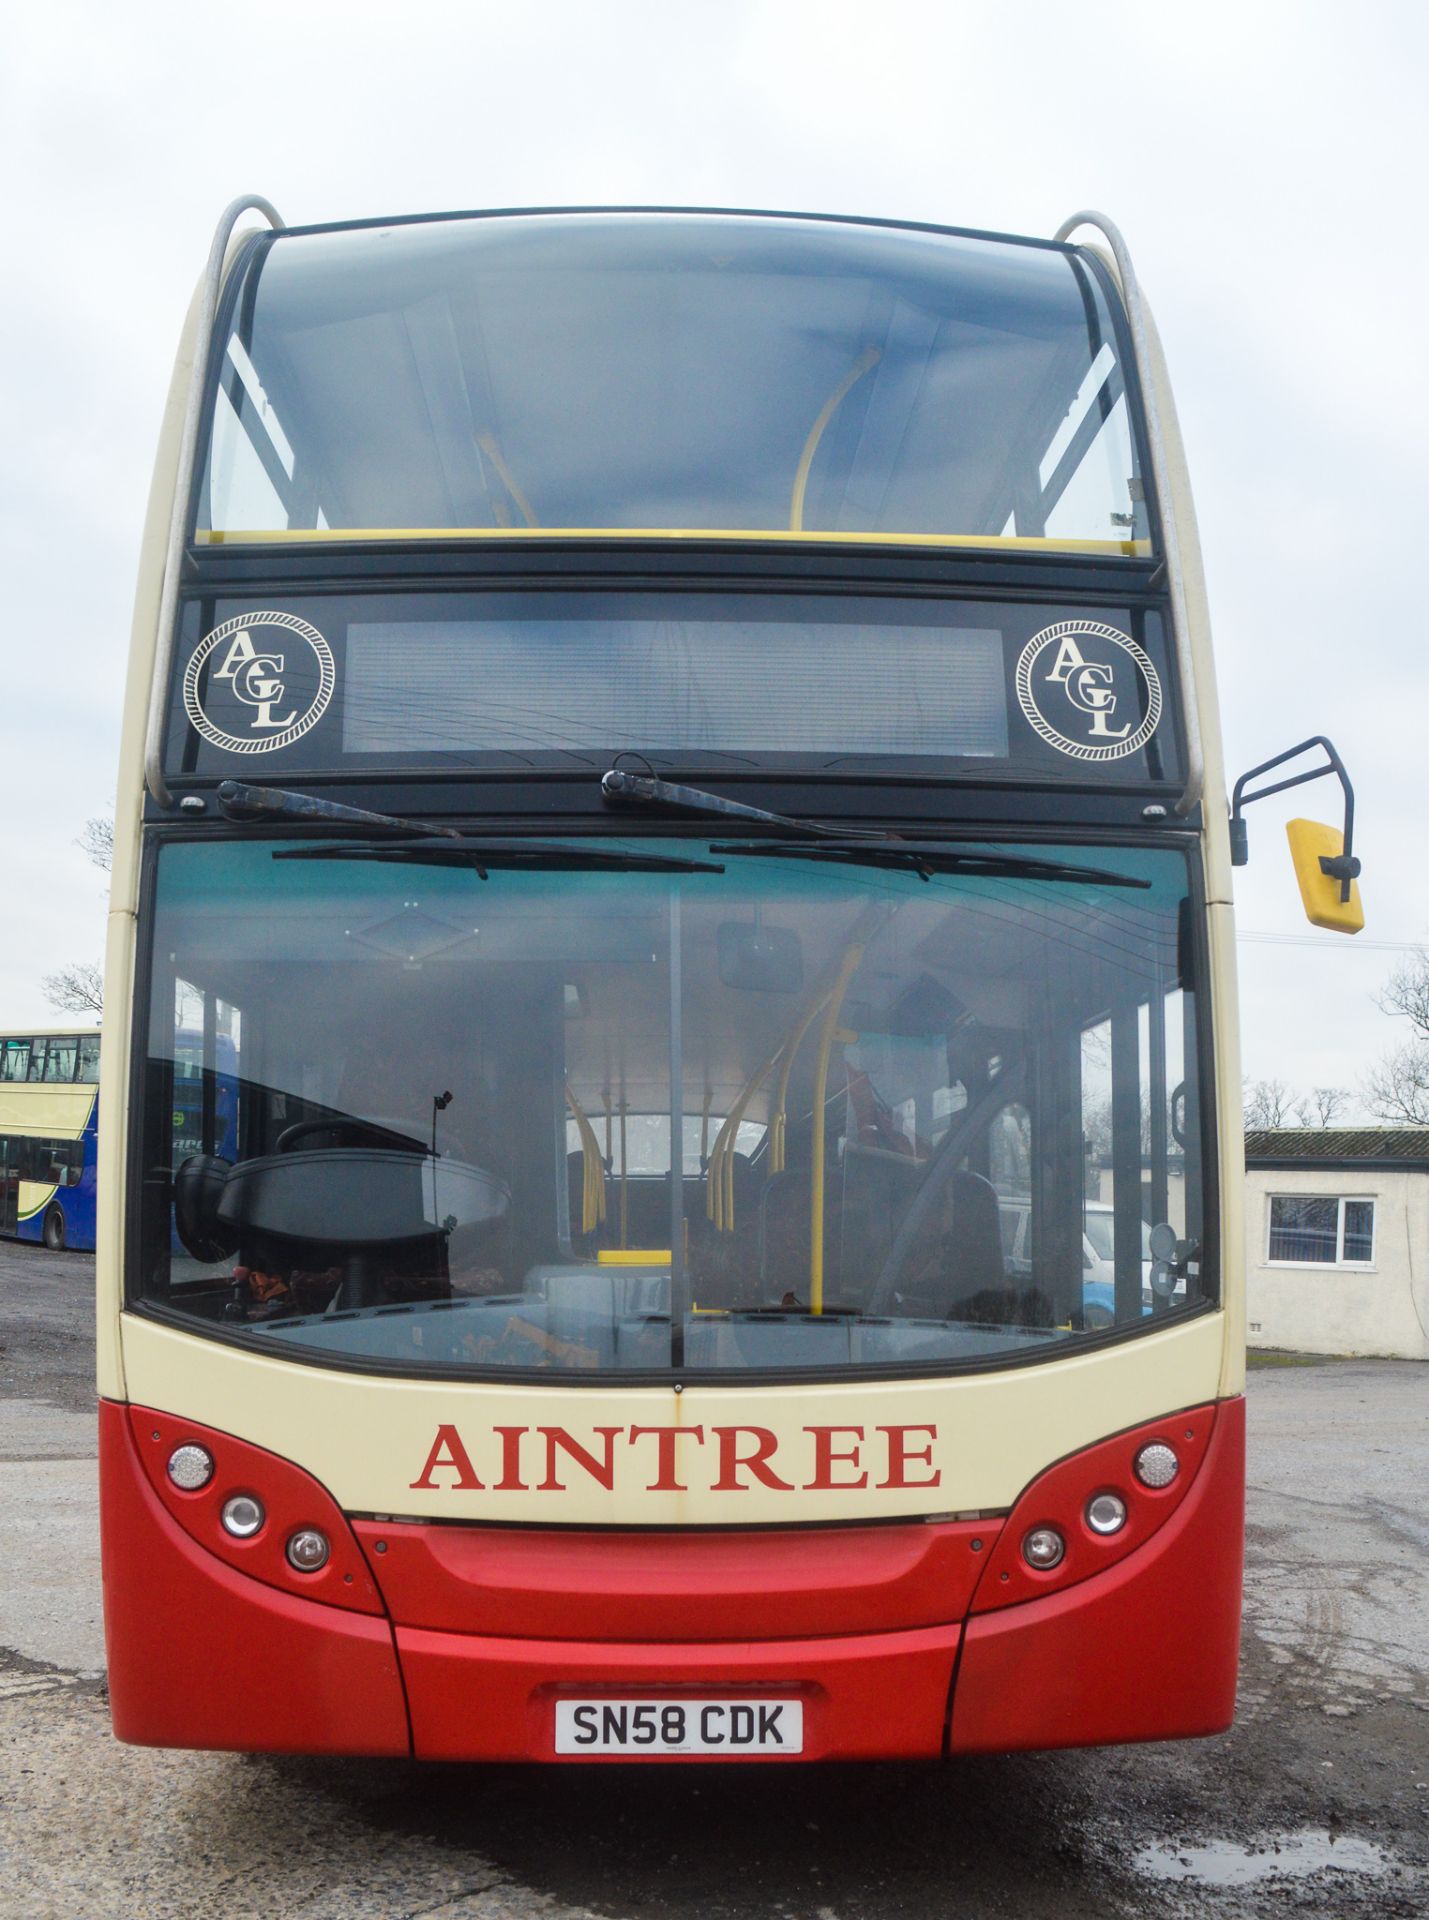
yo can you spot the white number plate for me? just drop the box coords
[554,1698,804,1755]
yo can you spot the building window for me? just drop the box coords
[1267,1195,1375,1267]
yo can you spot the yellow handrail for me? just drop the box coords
[564,1085,607,1235]
[474,431,539,528]
[789,345,881,532]
[199,528,1151,556]
[706,1052,777,1233]
[808,947,864,1313]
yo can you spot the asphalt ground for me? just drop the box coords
[0,1241,1425,1920]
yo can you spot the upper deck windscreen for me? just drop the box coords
[199,212,1148,553]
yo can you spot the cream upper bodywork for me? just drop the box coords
[98,212,1244,1519]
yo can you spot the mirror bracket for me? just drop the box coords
[1230,735,1358,902]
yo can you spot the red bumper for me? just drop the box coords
[100,1396,1243,1760]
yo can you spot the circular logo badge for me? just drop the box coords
[1015,620,1162,762]
[182,612,335,755]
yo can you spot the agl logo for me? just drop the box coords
[1015,620,1162,763]
[182,611,335,755]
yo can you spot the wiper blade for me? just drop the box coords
[272,839,725,877]
[710,841,1150,888]
[218,781,462,839]
[601,763,885,839]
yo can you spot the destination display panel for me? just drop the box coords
[164,590,1178,786]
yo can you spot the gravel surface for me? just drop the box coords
[1,1242,1424,1919]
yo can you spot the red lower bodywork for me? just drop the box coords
[100,1395,1243,1760]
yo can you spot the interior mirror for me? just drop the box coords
[717,919,803,993]
[1285,819,1364,935]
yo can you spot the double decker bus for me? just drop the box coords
[100,199,1335,1762]
[1,1028,100,1250]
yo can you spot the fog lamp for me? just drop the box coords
[221,1494,265,1538]
[1087,1492,1128,1535]
[1135,1442,1179,1488]
[286,1528,330,1572]
[166,1443,213,1491]
[1022,1526,1065,1570]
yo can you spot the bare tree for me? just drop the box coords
[1292,1086,1349,1128]
[1366,946,1429,1126]
[1378,946,1429,1033]
[77,814,113,873]
[1365,1041,1429,1126]
[42,961,104,1016]
[1244,1078,1295,1129]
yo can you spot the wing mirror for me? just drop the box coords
[1230,736,1363,935]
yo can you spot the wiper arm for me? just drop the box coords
[218,781,462,840]
[710,841,1151,888]
[601,763,884,840]
[272,839,725,877]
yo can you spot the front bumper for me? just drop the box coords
[100,1396,1243,1760]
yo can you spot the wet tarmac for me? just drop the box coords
[1,1241,1425,1918]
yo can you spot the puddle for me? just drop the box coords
[1133,1828,1392,1887]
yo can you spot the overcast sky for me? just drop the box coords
[2,0,1425,1114]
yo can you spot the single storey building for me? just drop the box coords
[1243,1128,1429,1360]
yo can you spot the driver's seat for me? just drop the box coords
[894,1167,1005,1317]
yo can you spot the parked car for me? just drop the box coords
[999,1198,1167,1329]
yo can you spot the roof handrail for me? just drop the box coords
[144,195,285,809]
[1054,211,1204,820]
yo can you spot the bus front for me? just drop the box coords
[100,208,1243,1760]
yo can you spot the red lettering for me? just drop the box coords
[712,1425,795,1492]
[409,1423,485,1491]
[804,1425,867,1490]
[628,1424,707,1491]
[537,1426,623,1491]
[493,1425,528,1491]
[876,1424,940,1489]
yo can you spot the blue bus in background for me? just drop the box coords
[0,1029,101,1251]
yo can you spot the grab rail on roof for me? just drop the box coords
[144,195,285,810]
[1054,210,1204,821]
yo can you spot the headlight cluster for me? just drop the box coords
[968,1412,1213,1614]
[140,1413,380,1615]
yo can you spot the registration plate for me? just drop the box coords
[554,1698,804,1755]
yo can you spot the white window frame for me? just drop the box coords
[1264,1193,1376,1270]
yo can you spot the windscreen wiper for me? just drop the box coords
[218,780,463,839]
[709,841,1151,888]
[601,762,886,839]
[272,840,725,877]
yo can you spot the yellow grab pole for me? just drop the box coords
[809,947,863,1314]
[770,992,832,1175]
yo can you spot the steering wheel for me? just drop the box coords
[275,1115,428,1156]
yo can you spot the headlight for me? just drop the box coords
[221,1494,265,1538]
[1022,1526,1066,1570]
[1086,1492,1127,1535]
[286,1528,330,1572]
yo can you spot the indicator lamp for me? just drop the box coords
[1135,1442,1179,1488]
[166,1443,214,1491]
